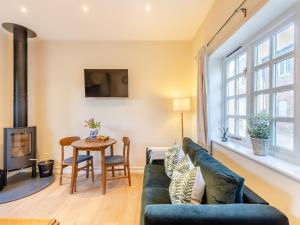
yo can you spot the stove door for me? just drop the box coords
[4,127,36,171]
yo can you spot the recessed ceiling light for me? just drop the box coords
[20,6,27,13]
[82,5,88,12]
[145,4,152,12]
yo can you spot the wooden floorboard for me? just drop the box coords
[0,173,143,225]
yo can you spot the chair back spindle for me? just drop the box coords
[123,137,130,163]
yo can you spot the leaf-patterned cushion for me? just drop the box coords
[164,144,184,178]
[169,156,205,204]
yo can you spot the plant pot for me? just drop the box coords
[89,128,98,139]
[250,137,270,156]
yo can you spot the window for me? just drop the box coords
[253,22,295,152]
[225,52,247,138]
[224,20,297,161]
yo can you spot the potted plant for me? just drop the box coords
[247,114,271,156]
[85,118,101,139]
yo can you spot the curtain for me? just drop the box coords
[197,46,209,149]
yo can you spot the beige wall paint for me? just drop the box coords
[192,0,268,55]
[27,41,194,169]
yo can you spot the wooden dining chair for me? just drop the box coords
[59,136,94,191]
[104,137,131,188]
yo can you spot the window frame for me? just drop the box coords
[222,15,299,164]
[223,50,249,141]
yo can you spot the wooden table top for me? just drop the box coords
[71,138,117,150]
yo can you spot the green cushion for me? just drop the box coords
[182,137,207,162]
[143,164,171,189]
[193,148,211,167]
[198,154,245,204]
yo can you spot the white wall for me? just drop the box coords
[27,41,194,170]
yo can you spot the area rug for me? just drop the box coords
[0,172,55,204]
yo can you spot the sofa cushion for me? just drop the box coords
[170,166,205,205]
[142,187,172,206]
[164,145,185,178]
[143,164,171,189]
[193,148,211,167]
[197,152,245,204]
[182,137,207,162]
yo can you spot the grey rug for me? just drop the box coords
[0,172,55,204]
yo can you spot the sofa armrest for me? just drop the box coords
[243,185,269,205]
[146,147,169,165]
[144,204,288,225]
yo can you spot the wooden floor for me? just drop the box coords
[0,173,143,225]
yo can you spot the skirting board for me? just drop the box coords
[53,166,144,175]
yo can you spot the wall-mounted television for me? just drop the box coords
[84,69,128,97]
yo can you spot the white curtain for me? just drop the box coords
[197,46,209,149]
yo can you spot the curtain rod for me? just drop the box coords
[206,0,247,47]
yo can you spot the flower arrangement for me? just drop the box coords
[85,118,101,139]
[247,114,271,139]
[84,118,101,129]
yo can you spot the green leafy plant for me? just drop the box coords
[84,118,101,129]
[247,114,271,139]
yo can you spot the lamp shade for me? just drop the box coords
[173,98,191,112]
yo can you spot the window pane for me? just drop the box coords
[275,90,294,117]
[274,24,294,57]
[227,99,235,115]
[237,76,246,94]
[227,80,235,97]
[255,67,269,91]
[228,118,235,135]
[238,97,246,116]
[274,57,294,87]
[255,94,269,114]
[275,122,293,150]
[238,119,247,137]
[238,53,246,74]
[227,60,235,78]
[256,39,270,65]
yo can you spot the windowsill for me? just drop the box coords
[212,139,300,183]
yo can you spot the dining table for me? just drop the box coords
[71,138,117,194]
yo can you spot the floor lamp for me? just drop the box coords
[173,98,191,142]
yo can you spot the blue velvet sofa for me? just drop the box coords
[140,137,289,225]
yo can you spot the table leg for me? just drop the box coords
[70,147,78,194]
[101,149,106,194]
[110,145,115,177]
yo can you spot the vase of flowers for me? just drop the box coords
[85,118,101,139]
[247,114,271,156]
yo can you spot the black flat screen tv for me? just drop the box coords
[84,69,128,97]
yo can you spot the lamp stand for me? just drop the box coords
[181,112,184,142]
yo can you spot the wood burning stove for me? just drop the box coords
[3,127,37,184]
[2,23,37,185]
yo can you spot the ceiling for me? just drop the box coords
[0,0,214,41]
